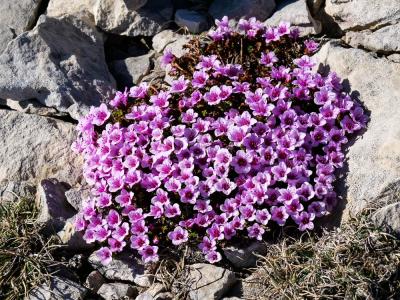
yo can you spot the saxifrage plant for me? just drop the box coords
[72,16,367,265]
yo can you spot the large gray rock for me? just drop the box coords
[29,276,88,300]
[36,179,76,233]
[0,15,115,120]
[94,0,173,36]
[0,0,43,53]
[109,51,155,88]
[175,9,209,33]
[98,283,137,300]
[265,0,315,36]
[372,202,400,236]
[209,0,276,21]
[89,251,154,287]
[187,264,236,300]
[344,23,400,54]
[324,0,400,32]
[47,0,97,25]
[0,110,82,188]
[313,41,400,220]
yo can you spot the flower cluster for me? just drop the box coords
[72,17,367,265]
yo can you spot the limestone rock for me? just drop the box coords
[209,0,276,21]
[324,0,400,32]
[344,23,400,54]
[0,98,66,117]
[97,283,137,300]
[0,180,36,202]
[0,110,82,189]
[109,51,155,88]
[57,215,94,251]
[175,9,209,33]
[0,15,116,120]
[372,202,400,236]
[265,0,315,36]
[36,179,76,234]
[223,242,268,268]
[187,263,236,300]
[29,276,88,300]
[89,251,154,287]
[313,41,400,219]
[152,30,183,53]
[388,53,400,63]
[94,0,173,36]
[164,35,191,58]
[47,0,97,25]
[65,187,90,211]
[84,270,106,293]
[0,0,43,53]
[136,283,166,300]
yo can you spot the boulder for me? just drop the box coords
[94,0,173,37]
[97,283,137,300]
[223,242,268,268]
[175,9,209,33]
[209,0,276,21]
[324,0,400,32]
[0,15,116,120]
[0,110,82,188]
[89,251,154,287]
[0,98,65,117]
[372,202,400,236]
[187,263,236,300]
[109,51,155,88]
[344,23,400,54]
[29,276,88,300]
[65,187,90,211]
[36,179,76,233]
[84,270,106,293]
[388,53,400,63]
[0,0,43,53]
[152,30,186,53]
[265,0,315,36]
[313,41,400,220]
[47,0,97,25]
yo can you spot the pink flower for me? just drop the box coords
[168,226,189,245]
[164,203,181,218]
[247,223,265,241]
[139,245,159,263]
[130,234,150,250]
[232,150,252,174]
[91,104,111,126]
[294,212,315,231]
[204,86,222,105]
[205,250,222,263]
[170,75,189,93]
[271,206,289,226]
[96,247,112,265]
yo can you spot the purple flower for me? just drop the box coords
[96,247,112,265]
[271,206,289,226]
[294,212,315,231]
[199,236,217,253]
[130,234,149,250]
[91,104,111,126]
[161,49,174,67]
[205,250,222,263]
[204,86,222,105]
[168,226,189,245]
[192,70,209,88]
[139,245,159,263]
[170,75,189,93]
[232,150,252,174]
[260,51,278,66]
[247,223,265,241]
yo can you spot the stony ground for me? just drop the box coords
[0,0,399,299]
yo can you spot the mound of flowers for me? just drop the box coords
[72,17,367,265]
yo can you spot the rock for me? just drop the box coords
[84,270,106,293]
[344,23,400,54]
[324,0,400,32]
[0,110,82,189]
[89,251,154,287]
[313,41,400,219]
[187,263,236,300]
[164,35,191,58]
[94,0,173,37]
[65,187,90,211]
[223,242,268,268]
[36,179,76,233]
[372,202,400,236]
[109,51,155,88]
[152,30,182,53]
[0,0,43,53]
[29,276,88,300]
[265,0,315,36]
[0,180,36,202]
[57,215,94,251]
[136,283,166,300]
[47,0,97,25]
[0,15,116,120]
[209,0,276,21]
[0,98,66,117]
[175,9,209,33]
[388,53,400,63]
[97,283,137,300]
